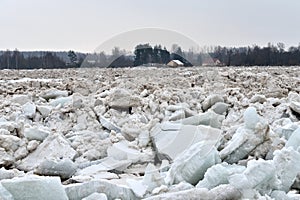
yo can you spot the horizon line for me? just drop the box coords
[1,42,299,54]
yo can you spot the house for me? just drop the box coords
[213,58,223,66]
[167,60,184,67]
[202,58,223,66]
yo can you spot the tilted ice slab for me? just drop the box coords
[0,183,13,200]
[107,140,147,164]
[34,158,77,179]
[177,110,225,129]
[10,94,32,105]
[0,168,25,181]
[289,92,300,115]
[108,88,141,110]
[143,163,165,192]
[273,147,300,192]
[64,179,138,200]
[18,133,77,171]
[202,94,224,111]
[166,141,221,185]
[144,184,241,200]
[126,179,147,198]
[23,125,50,141]
[1,176,68,200]
[0,119,18,132]
[76,157,132,176]
[273,118,299,140]
[285,127,300,151]
[99,116,121,133]
[228,159,279,198]
[40,89,68,100]
[36,105,53,118]
[196,163,246,189]
[227,147,300,198]
[21,102,36,118]
[151,122,222,160]
[220,107,269,163]
[49,96,73,107]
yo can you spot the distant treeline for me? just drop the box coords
[212,43,300,66]
[1,42,300,69]
[85,43,300,67]
[0,50,86,69]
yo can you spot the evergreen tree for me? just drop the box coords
[68,50,78,67]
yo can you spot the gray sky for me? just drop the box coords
[1,0,300,52]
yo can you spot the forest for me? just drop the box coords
[1,43,300,69]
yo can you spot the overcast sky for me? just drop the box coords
[1,0,300,52]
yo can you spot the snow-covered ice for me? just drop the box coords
[0,66,299,199]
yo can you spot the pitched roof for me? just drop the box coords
[172,60,184,65]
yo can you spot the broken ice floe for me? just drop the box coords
[0,67,299,199]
